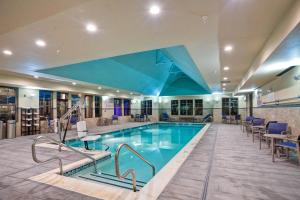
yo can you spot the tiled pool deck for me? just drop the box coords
[0,123,300,200]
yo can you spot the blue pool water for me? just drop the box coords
[65,123,204,182]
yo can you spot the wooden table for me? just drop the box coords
[264,134,300,163]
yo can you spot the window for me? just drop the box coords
[85,95,93,118]
[141,100,152,115]
[39,90,53,120]
[123,99,131,116]
[95,96,102,117]
[71,94,80,107]
[222,98,238,115]
[57,92,68,118]
[180,100,193,115]
[195,99,203,115]
[171,100,178,115]
[114,98,122,116]
[0,87,17,122]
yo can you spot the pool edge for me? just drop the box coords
[29,123,211,200]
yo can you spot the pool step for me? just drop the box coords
[78,172,146,191]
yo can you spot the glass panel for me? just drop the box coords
[95,96,102,117]
[114,98,122,116]
[171,100,178,115]
[195,99,203,115]
[39,90,53,120]
[123,99,131,116]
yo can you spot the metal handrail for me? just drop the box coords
[114,143,155,192]
[32,138,63,175]
[32,135,98,174]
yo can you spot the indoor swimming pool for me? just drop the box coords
[64,123,204,189]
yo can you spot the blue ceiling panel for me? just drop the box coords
[38,45,211,96]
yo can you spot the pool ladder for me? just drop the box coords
[32,135,98,175]
[115,143,156,192]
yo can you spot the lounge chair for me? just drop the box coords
[202,114,213,123]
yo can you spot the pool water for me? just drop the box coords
[65,123,204,182]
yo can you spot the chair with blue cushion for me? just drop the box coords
[257,121,277,149]
[249,118,265,139]
[242,116,254,132]
[275,139,300,162]
[161,112,169,121]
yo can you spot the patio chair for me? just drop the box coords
[112,115,118,124]
[257,121,277,149]
[250,118,265,140]
[161,112,169,121]
[275,136,300,164]
[235,114,241,124]
[242,116,254,132]
[263,122,288,149]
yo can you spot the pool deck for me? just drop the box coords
[0,123,300,200]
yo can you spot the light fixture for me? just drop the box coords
[35,39,46,47]
[86,23,98,33]
[149,5,161,15]
[116,90,120,93]
[2,49,13,56]
[222,83,226,86]
[72,82,76,85]
[34,75,39,79]
[98,86,102,90]
[223,77,228,80]
[223,66,230,71]
[224,45,233,52]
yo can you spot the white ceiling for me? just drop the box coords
[0,0,297,93]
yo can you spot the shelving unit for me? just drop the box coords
[21,108,40,136]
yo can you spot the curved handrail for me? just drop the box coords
[32,138,63,175]
[32,135,98,173]
[101,143,110,151]
[114,143,155,192]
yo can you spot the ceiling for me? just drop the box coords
[0,0,298,95]
[38,45,211,96]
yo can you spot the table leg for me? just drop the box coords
[259,133,262,150]
[271,138,275,162]
[297,142,300,165]
[84,141,90,150]
[252,129,255,143]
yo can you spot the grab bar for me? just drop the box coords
[32,138,63,175]
[32,135,98,174]
[114,143,155,192]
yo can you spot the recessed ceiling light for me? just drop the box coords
[116,90,120,93]
[222,83,226,86]
[34,75,39,79]
[72,82,76,85]
[224,45,233,52]
[2,49,13,56]
[35,39,46,47]
[223,77,228,80]
[98,86,102,90]
[149,5,161,15]
[86,23,98,33]
[223,66,230,71]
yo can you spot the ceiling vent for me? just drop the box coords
[221,80,231,84]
